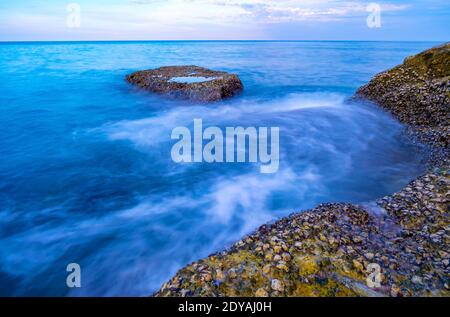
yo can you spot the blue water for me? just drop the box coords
[0,41,435,296]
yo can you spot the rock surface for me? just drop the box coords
[154,44,449,297]
[356,42,449,150]
[126,65,243,102]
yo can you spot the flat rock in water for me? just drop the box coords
[126,65,243,102]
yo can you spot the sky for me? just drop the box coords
[0,0,448,41]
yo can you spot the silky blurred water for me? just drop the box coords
[0,41,435,296]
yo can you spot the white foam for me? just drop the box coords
[101,93,350,148]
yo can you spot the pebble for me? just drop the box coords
[364,253,375,261]
[228,268,237,279]
[255,288,268,297]
[390,284,401,297]
[411,276,422,284]
[215,269,225,282]
[271,279,284,292]
[353,260,364,272]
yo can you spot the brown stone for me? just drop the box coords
[126,65,243,102]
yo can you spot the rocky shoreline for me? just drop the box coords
[355,42,449,168]
[154,43,449,297]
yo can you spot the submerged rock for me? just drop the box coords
[126,65,243,102]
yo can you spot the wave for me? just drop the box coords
[0,92,425,296]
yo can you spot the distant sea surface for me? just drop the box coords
[0,41,436,296]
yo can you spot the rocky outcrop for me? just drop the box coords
[156,169,449,297]
[356,42,449,149]
[126,65,243,102]
[154,44,449,297]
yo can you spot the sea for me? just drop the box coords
[0,41,437,295]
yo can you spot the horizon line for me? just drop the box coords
[0,39,444,44]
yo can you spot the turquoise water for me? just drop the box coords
[0,41,435,296]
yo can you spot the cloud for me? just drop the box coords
[8,0,446,41]
[127,0,410,24]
